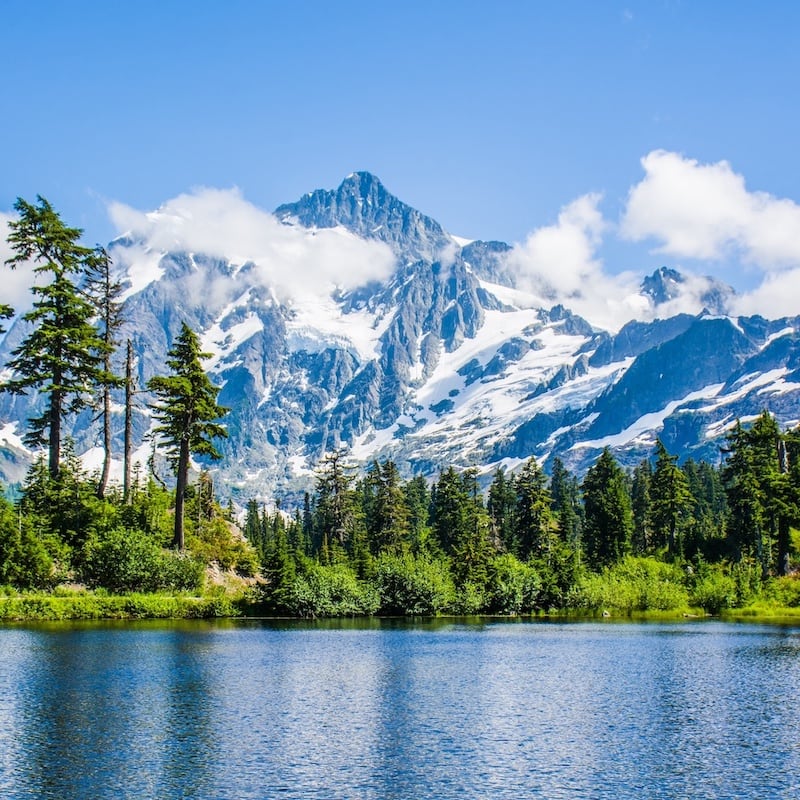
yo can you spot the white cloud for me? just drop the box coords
[621,150,800,269]
[504,194,650,331]
[732,269,800,319]
[507,193,606,299]
[0,213,38,316]
[108,187,397,301]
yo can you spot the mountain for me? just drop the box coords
[1,173,799,501]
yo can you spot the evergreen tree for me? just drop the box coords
[549,457,583,551]
[682,458,727,560]
[723,412,800,575]
[431,467,469,555]
[0,303,12,334]
[313,450,360,557]
[2,197,106,477]
[581,448,633,568]
[487,466,516,552]
[147,323,228,549]
[370,460,410,553]
[513,456,553,561]
[403,474,431,552]
[630,458,652,554]
[452,468,493,591]
[123,339,136,504]
[84,246,125,498]
[648,440,693,557]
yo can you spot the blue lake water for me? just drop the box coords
[0,618,798,799]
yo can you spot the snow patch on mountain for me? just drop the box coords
[572,384,725,451]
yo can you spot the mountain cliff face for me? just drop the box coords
[1,173,799,500]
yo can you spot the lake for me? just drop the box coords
[0,618,798,799]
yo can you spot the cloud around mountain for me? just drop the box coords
[620,150,800,319]
[99,152,800,326]
[108,188,397,303]
[500,150,800,328]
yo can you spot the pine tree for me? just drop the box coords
[370,460,410,553]
[581,448,633,568]
[2,197,106,477]
[313,449,359,557]
[723,412,800,575]
[147,322,228,549]
[630,458,652,554]
[549,457,583,552]
[513,457,553,561]
[487,467,516,552]
[403,475,431,552]
[123,339,136,504]
[84,246,125,498]
[648,440,693,557]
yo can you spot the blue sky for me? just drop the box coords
[2,1,800,316]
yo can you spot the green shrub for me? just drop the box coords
[0,496,54,589]
[758,575,800,608]
[288,563,379,617]
[688,562,736,613]
[569,556,690,613]
[485,554,540,615]
[187,517,259,576]
[80,528,203,593]
[375,551,456,615]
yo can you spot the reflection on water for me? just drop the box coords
[0,619,799,799]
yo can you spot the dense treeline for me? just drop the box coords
[243,414,800,617]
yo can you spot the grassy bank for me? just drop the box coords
[0,589,244,621]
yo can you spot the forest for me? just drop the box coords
[1,197,800,619]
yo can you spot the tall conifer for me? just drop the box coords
[147,323,228,549]
[2,197,106,477]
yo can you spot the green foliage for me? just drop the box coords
[186,515,259,576]
[484,553,540,615]
[688,561,736,614]
[0,591,238,621]
[80,527,203,593]
[2,196,107,477]
[0,494,53,589]
[374,551,456,615]
[758,575,800,608]
[288,562,380,617]
[147,322,228,549]
[582,448,633,568]
[569,556,690,613]
[0,303,12,334]
[649,439,694,556]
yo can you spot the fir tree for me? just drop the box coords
[581,448,633,568]
[549,457,583,552]
[630,458,652,554]
[2,197,106,477]
[648,440,693,557]
[147,323,228,549]
[487,467,517,552]
[84,246,125,498]
[513,457,553,561]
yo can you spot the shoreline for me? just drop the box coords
[2,591,799,624]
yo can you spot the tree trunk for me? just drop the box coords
[123,339,134,504]
[174,437,190,550]
[49,389,62,478]
[97,374,112,499]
